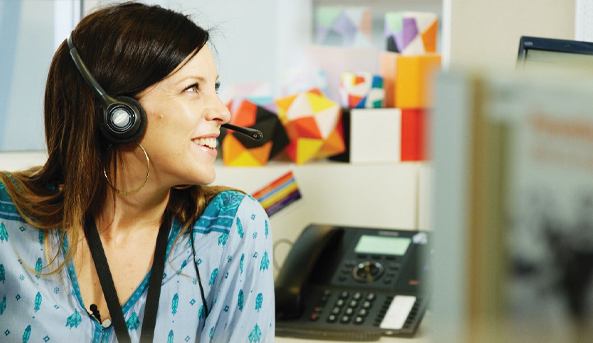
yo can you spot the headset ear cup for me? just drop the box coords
[99,95,147,144]
[117,96,147,142]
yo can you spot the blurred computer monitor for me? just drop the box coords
[517,36,593,71]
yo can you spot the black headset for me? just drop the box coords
[66,33,263,144]
[67,34,147,144]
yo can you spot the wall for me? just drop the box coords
[0,0,313,152]
[0,1,57,151]
[446,0,576,70]
[84,0,313,99]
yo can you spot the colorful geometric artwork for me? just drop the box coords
[316,6,372,47]
[339,72,385,109]
[252,171,302,217]
[221,98,289,166]
[329,108,429,163]
[303,45,379,102]
[385,12,438,55]
[379,51,399,108]
[275,89,346,164]
[395,54,441,109]
[401,108,430,161]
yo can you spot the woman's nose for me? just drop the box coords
[206,94,231,124]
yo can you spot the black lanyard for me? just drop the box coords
[84,213,171,343]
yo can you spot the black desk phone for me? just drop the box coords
[275,224,430,341]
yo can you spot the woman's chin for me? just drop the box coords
[188,169,216,186]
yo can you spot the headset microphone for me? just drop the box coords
[67,33,263,143]
[221,123,263,140]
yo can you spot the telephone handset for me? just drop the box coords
[275,225,343,319]
[275,224,430,341]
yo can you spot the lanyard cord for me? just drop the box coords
[189,229,209,318]
[84,213,171,343]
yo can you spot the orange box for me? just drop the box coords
[401,108,430,161]
[379,51,398,108]
[395,54,441,109]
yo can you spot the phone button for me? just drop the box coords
[335,299,345,307]
[345,260,357,267]
[319,291,331,305]
[389,262,401,270]
[358,308,369,317]
[344,307,354,316]
[354,316,365,325]
[339,291,349,299]
[349,300,358,308]
[327,314,338,323]
[340,315,351,323]
[362,301,372,309]
[366,293,376,301]
[352,292,363,300]
[331,307,341,315]
[309,314,319,321]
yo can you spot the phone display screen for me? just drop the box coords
[354,235,411,256]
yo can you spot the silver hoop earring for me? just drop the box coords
[103,142,150,195]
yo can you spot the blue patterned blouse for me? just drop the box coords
[0,182,275,343]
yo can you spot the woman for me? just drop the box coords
[0,2,274,342]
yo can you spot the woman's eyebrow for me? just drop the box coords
[175,76,201,86]
[175,75,220,87]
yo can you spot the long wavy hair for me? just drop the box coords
[0,1,230,273]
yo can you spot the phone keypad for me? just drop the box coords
[312,290,377,326]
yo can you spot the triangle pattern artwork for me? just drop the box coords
[221,98,289,166]
[315,6,372,47]
[274,89,345,164]
[339,72,385,109]
[384,11,438,55]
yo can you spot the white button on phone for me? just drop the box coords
[379,295,416,330]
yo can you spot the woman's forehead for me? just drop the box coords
[139,46,216,96]
[169,46,215,80]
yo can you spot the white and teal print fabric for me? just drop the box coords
[0,182,274,343]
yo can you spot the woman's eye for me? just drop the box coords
[185,83,199,93]
[215,81,221,94]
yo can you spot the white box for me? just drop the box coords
[350,108,401,163]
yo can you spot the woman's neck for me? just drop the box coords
[96,184,170,245]
[97,143,173,242]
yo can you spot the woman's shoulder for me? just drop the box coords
[0,178,46,262]
[193,190,266,234]
[0,177,24,223]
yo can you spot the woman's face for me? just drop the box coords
[137,45,230,187]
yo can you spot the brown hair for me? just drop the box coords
[0,1,230,272]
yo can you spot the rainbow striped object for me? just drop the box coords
[252,171,302,217]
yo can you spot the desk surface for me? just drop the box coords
[275,331,430,343]
[275,313,432,343]
[276,334,430,343]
